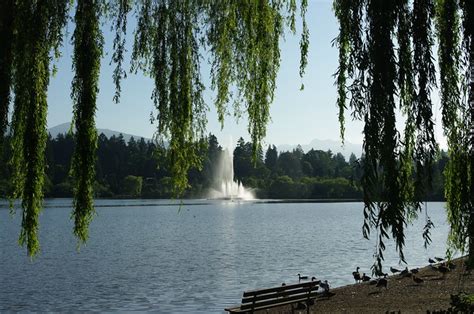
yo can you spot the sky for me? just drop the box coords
[46,1,447,150]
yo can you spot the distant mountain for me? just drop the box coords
[47,123,361,158]
[48,122,151,143]
[277,138,362,160]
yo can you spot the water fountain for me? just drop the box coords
[208,148,254,200]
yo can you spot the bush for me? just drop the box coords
[121,175,143,197]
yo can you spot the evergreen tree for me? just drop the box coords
[264,145,278,173]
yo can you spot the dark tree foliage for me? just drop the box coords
[0,0,14,147]
[334,0,474,269]
[0,133,447,207]
[0,133,373,199]
[265,145,278,173]
[233,137,267,183]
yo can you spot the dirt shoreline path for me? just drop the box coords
[254,257,473,313]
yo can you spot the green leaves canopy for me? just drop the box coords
[1,0,472,270]
[0,0,309,256]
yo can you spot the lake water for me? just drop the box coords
[0,200,450,312]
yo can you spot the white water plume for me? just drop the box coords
[207,148,254,200]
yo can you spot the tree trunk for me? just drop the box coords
[469,49,474,268]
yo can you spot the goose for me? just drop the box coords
[280,283,289,299]
[311,277,321,285]
[374,270,388,278]
[447,261,456,270]
[298,273,308,281]
[320,280,330,292]
[320,281,335,297]
[352,267,362,283]
[428,258,436,264]
[412,275,424,284]
[295,302,306,310]
[390,267,400,274]
[376,274,388,289]
[435,257,444,262]
[362,273,371,282]
[438,265,449,275]
[323,291,336,297]
[400,267,410,277]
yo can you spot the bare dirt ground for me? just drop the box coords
[254,257,473,314]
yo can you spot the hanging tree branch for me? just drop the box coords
[412,0,437,201]
[458,0,474,268]
[0,0,311,256]
[334,0,474,270]
[111,0,131,103]
[9,0,69,257]
[71,0,104,245]
[0,0,14,147]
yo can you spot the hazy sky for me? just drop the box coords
[46,1,446,149]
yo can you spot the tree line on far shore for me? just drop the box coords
[0,133,447,200]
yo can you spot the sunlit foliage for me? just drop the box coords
[71,0,104,245]
[8,0,69,257]
[2,0,472,268]
[0,0,308,256]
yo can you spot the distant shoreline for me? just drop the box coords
[0,198,447,210]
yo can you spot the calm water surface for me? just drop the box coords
[0,200,450,312]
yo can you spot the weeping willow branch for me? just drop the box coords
[111,0,131,103]
[459,0,474,267]
[0,0,14,146]
[299,0,309,79]
[437,0,463,247]
[334,0,444,271]
[397,0,417,218]
[333,0,365,143]
[332,0,474,271]
[413,0,437,201]
[0,0,311,256]
[71,0,103,244]
[129,0,309,195]
[9,0,69,257]
[135,0,207,196]
[333,0,350,143]
[206,0,300,161]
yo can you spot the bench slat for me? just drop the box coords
[226,295,316,313]
[241,286,318,304]
[242,281,317,297]
[240,291,319,311]
[250,296,316,312]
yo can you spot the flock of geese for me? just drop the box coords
[289,256,455,310]
[350,256,456,289]
[293,256,456,297]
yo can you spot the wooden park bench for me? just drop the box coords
[224,280,319,314]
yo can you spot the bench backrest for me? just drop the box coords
[240,281,319,311]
